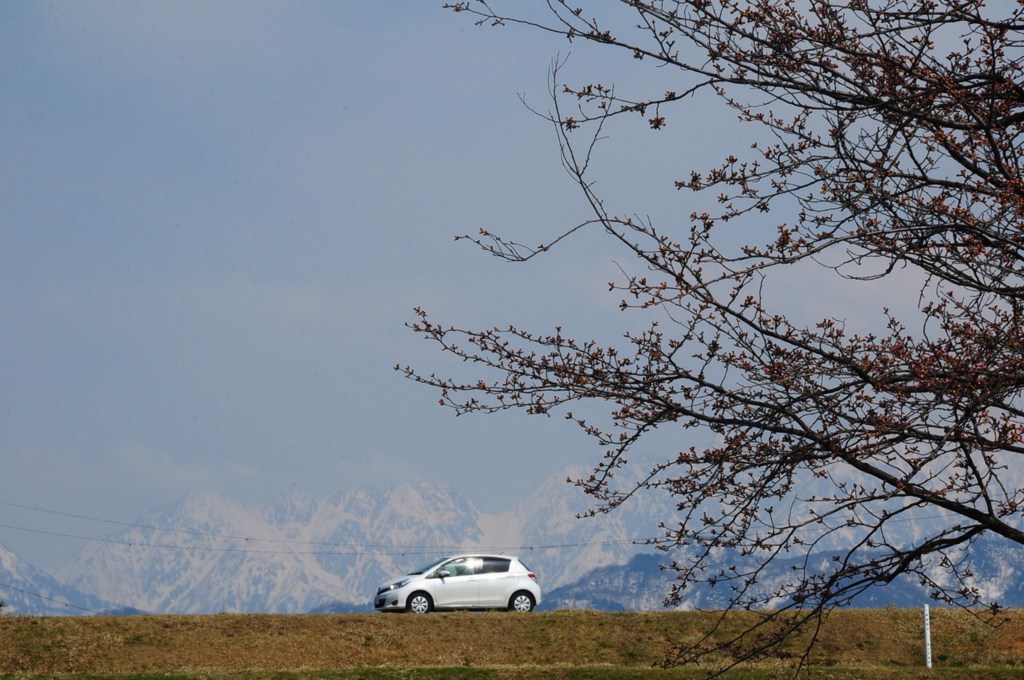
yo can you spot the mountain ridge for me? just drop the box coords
[4,474,1024,615]
[47,473,662,614]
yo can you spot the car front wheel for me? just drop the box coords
[509,591,535,612]
[406,592,433,614]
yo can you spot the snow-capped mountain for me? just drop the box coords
[541,534,1024,612]
[52,473,669,614]
[13,470,1024,615]
[54,491,354,614]
[0,542,117,615]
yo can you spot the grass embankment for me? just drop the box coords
[2,608,1024,679]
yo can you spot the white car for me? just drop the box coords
[374,554,542,613]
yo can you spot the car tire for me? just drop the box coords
[406,592,433,614]
[509,591,535,612]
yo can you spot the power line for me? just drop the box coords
[0,522,651,559]
[0,500,369,547]
[0,500,655,553]
[0,581,104,615]
[0,502,650,616]
[0,500,966,617]
[0,498,959,560]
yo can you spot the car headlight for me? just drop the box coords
[386,579,410,591]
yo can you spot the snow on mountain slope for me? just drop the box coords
[308,483,486,597]
[0,542,115,615]
[55,491,349,613]
[508,467,679,588]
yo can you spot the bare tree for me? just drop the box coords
[400,0,1024,671]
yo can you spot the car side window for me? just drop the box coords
[444,557,481,577]
[481,557,511,574]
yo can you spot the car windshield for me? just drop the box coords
[407,557,448,576]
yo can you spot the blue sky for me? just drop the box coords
[1,2,656,569]
[1,2,923,571]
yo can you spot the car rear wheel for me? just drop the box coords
[509,591,535,612]
[407,592,433,614]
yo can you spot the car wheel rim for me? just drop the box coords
[513,595,533,612]
[410,596,429,614]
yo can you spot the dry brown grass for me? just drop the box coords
[2,608,1024,678]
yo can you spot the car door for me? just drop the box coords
[431,557,479,608]
[476,557,513,607]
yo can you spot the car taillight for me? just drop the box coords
[527,572,537,580]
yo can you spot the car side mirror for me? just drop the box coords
[437,569,451,578]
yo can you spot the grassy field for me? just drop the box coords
[3,608,1024,678]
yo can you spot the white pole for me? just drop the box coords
[924,604,933,669]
